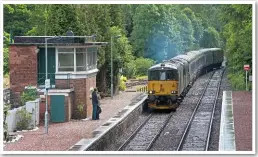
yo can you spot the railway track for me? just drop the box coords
[117,112,173,151]
[176,68,225,151]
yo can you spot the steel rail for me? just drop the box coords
[117,113,153,151]
[176,71,215,151]
[146,112,174,151]
[205,68,225,150]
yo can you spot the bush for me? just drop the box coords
[16,108,32,131]
[120,75,127,82]
[124,61,136,79]
[124,58,155,79]
[227,73,246,90]
[20,86,38,106]
[119,75,127,91]
[77,103,84,116]
[134,58,155,76]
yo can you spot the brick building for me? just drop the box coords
[9,36,108,122]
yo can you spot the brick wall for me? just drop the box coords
[56,79,86,118]
[56,76,96,119]
[9,45,38,103]
[39,93,74,123]
[39,96,51,123]
[86,76,96,118]
[65,93,74,122]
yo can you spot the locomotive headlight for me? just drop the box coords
[171,91,177,94]
[149,90,155,94]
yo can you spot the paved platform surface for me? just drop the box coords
[3,91,141,151]
[219,91,252,151]
[232,91,252,151]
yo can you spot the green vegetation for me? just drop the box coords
[20,87,38,105]
[16,108,32,131]
[4,4,252,91]
[136,76,148,80]
[134,58,155,77]
[119,75,127,91]
[77,103,84,117]
[220,5,252,90]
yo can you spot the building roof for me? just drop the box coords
[10,36,109,47]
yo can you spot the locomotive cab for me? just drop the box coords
[147,64,180,110]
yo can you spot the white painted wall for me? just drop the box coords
[5,98,40,132]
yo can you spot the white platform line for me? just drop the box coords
[219,91,236,151]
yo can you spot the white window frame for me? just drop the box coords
[55,47,97,74]
[56,48,75,73]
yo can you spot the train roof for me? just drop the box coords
[148,48,222,71]
[149,62,179,70]
[172,50,202,62]
[172,48,221,62]
[200,48,221,51]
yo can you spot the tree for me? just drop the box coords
[220,4,252,90]
[174,10,195,52]
[131,5,183,62]
[4,4,252,91]
[4,4,33,36]
[182,7,204,48]
[122,4,138,37]
[199,27,221,48]
[107,26,134,93]
[26,5,49,35]
[46,5,82,36]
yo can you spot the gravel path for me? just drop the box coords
[3,92,141,151]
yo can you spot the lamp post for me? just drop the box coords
[45,36,61,134]
[111,35,121,99]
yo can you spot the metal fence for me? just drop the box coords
[38,73,71,89]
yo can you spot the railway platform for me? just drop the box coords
[3,91,144,151]
[219,91,252,151]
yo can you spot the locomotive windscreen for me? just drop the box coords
[148,70,178,81]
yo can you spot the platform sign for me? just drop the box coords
[45,79,50,89]
[244,65,250,71]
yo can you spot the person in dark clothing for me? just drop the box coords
[91,88,99,120]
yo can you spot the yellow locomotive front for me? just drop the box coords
[147,63,179,110]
